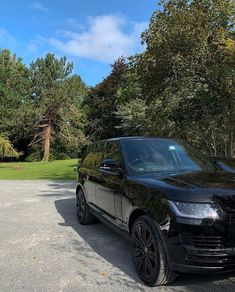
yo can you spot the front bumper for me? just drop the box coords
[170,262,235,274]
[163,216,235,273]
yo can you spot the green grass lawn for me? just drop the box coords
[0,159,79,180]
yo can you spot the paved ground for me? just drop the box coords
[1,180,235,292]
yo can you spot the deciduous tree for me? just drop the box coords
[119,0,235,155]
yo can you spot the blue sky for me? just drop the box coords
[0,0,158,85]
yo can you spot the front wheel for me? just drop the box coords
[131,215,176,286]
[76,189,96,225]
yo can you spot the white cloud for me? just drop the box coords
[47,15,147,63]
[30,1,48,13]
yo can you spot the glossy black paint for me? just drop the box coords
[77,137,235,273]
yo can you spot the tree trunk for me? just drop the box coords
[211,128,217,157]
[231,129,235,158]
[42,122,52,161]
[228,129,233,158]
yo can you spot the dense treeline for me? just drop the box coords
[0,0,234,161]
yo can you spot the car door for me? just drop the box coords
[80,142,103,204]
[95,141,123,224]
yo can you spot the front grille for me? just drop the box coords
[179,201,235,268]
[181,232,225,249]
[180,232,235,267]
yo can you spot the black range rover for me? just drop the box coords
[76,137,235,286]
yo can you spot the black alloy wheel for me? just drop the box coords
[76,189,96,225]
[132,222,159,280]
[131,215,176,286]
[76,189,86,222]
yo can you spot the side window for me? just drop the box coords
[103,142,120,166]
[93,142,104,168]
[82,142,105,169]
[82,145,95,168]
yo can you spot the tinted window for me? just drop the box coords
[122,139,216,174]
[93,142,104,167]
[103,142,120,165]
[82,142,104,169]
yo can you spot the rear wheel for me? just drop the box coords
[76,189,96,224]
[131,215,176,286]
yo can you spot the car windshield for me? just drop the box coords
[122,138,216,174]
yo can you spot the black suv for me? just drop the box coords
[76,137,235,286]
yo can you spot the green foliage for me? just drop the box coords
[0,135,19,158]
[84,57,128,141]
[0,50,88,162]
[53,152,71,160]
[28,53,87,161]
[24,150,41,162]
[0,49,31,141]
[25,146,73,162]
[116,98,149,135]
[117,0,235,156]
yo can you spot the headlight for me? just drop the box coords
[169,201,219,219]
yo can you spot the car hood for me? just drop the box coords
[163,171,235,189]
[132,170,235,202]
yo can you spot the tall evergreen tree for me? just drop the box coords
[29,53,87,161]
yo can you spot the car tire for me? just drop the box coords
[76,189,96,224]
[131,215,176,286]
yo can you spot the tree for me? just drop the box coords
[29,53,87,161]
[121,0,235,155]
[0,135,19,158]
[0,49,30,144]
[52,75,87,159]
[84,57,128,141]
[116,98,149,135]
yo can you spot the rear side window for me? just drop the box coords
[82,142,105,169]
[103,142,120,166]
[93,142,104,167]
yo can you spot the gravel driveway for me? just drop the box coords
[1,180,235,292]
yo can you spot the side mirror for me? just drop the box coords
[100,159,121,173]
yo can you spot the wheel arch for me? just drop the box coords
[128,208,148,234]
[128,207,172,267]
